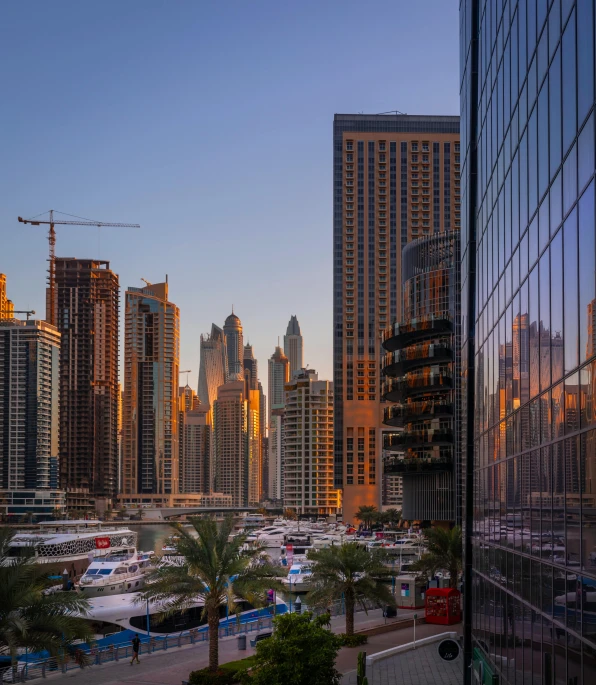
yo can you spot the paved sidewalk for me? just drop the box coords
[39,612,460,685]
[341,642,462,685]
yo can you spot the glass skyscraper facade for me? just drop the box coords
[461,0,596,681]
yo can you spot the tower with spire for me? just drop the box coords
[223,308,243,379]
[284,315,304,378]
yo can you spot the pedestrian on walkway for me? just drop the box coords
[130,634,141,665]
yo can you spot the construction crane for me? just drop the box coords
[179,369,192,386]
[140,278,152,287]
[1,309,36,321]
[18,210,140,327]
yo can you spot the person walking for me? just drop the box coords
[130,634,141,665]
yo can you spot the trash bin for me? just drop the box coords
[237,634,247,650]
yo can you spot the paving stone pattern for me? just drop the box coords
[342,643,462,685]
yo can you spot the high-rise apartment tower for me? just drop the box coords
[0,319,60,490]
[268,346,289,501]
[54,258,120,499]
[333,113,460,522]
[223,311,243,379]
[460,0,596,680]
[122,281,180,495]
[284,369,338,515]
[284,315,304,378]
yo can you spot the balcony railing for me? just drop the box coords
[383,342,452,376]
[382,315,453,351]
[383,455,453,475]
[384,428,454,450]
[383,400,453,427]
[383,371,452,402]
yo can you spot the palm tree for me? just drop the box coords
[307,542,395,636]
[0,528,93,670]
[409,525,462,589]
[354,505,377,529]
[283,508,297,521]
[139,516,282,673]
[384,509,402,528]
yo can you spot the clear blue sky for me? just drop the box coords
[0,0,459,391]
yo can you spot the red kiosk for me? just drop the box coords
[424,587,461,625]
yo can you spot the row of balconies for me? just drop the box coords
[382,315,453,351]
[383,341,452,376]
[383,455,453,475]
[383,400,453,427]
[383,370,452,402]
[384,428,453,450]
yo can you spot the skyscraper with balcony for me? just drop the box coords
[122,281,180,495]
[284,369,338,515]
[223,311,243,379]
[178,385,209,494]
[0,318,61,491]
[213,379,248,507]
[284,315,304,378]
[461,0,596,681]
[381,231,460,524]
[54,258,119,500]
[268,345,289,501]
[333,114,460,522]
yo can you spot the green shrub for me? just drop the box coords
[188,668,241,685]
[338,633,368,647]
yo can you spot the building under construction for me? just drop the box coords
[54,258,120,501]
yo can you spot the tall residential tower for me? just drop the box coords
[0,319,61,513]
[333,113,460,522]
[122,281,180,495]
[223,311,243,379]
[54,258,120,501]
[268,346,289,501]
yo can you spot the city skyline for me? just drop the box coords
[0,0,459,396]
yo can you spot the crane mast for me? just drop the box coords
[18,210,140,326]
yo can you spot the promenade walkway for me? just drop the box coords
[32,610,459,685]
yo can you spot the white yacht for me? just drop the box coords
[4,521,137,579]
[77,549,154,597]
[256,527,292,547]
[81,591,289,642]
[282,562,313,592]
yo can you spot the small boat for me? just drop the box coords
[77,549,155,597]
[161,535,181,554]
[282,562,313,592]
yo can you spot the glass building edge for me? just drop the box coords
[461,0,596,683]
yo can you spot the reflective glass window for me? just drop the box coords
[563,207,579,374]
[549,47,562,178]
[579,181,595,364]
[561,9,577,154]
[577,0,595,127]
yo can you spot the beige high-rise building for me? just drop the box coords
[122,281,180,495]
[0,274,14,320]
[178,385,210,494]
[284,369,338,515]
[213,380,247,507]
[333,114,460,522]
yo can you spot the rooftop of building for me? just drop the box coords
[333,112,459,134]
[224,310,241,327]
[285,314,301,336]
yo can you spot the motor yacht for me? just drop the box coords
[77,549,155,597]
[80,591,288,643]
[282,562,313,592]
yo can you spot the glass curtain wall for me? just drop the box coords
[461,0,596,681]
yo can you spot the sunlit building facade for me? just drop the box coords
[268,346,289,501]
[284,369,338,515]
[122,282,180,495]
[333,113,460,522]
[284,315,304,378]
[461,0,596,680]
